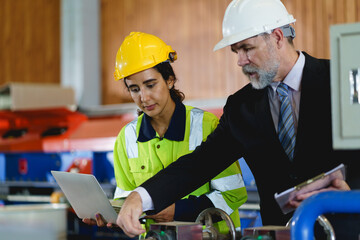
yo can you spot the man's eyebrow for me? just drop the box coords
[231,43,252,53]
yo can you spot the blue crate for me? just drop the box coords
[0,152,61,182]
[93,151,115,184]
[57,151,115,184]
[0,150,116,188]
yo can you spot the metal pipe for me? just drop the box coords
[290,191,360,240]
[317,215,336,240]
[287,215,335,240]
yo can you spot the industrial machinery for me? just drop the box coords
[143,208,293,240]
[0,107,136,204]
[0,107,137,239]
[196,208,237,240]
[144,208,237,240]
[145,222,202,240]
[241,215,336,240]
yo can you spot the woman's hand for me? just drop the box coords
[145,204,175,222]
[83,214,118,228]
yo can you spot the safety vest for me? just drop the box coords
[113,105,247,232]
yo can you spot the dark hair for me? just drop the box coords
[261,30,294,46]
[154,61,185,103]
[286,36,294,46]
[124,62,185,115]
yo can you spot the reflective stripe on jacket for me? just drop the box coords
[113,105,247,230]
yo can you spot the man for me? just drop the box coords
[117,0,359,237]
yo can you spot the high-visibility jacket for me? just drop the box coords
[113,103,247,233]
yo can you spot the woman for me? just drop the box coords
[85,32,247,235]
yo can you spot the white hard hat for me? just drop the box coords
[214,0,296,51]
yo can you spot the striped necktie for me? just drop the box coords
[277,83,296,160]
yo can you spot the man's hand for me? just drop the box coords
[289,178,350,208]
[116,191,145,238]
[145,204,175,222]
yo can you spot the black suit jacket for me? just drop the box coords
[141,52,360,225]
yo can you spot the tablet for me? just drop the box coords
[274,164,346,214]
[51,171,118,223]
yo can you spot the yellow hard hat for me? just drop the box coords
[114,32,177,81]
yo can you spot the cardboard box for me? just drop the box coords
[0,83,76,111]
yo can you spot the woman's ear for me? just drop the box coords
[167,76,175,89]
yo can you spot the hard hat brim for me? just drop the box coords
[214,14,296,51]
[213,31,259,51]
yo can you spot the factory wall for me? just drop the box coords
[0,0,60,85]
[1,0,360,105]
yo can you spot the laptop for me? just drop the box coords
[51,171,118,223]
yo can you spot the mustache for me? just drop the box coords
[242,65,258,75]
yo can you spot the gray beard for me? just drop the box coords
[243,62,279,89]
[243,36,280,89]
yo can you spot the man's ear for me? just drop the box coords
[271,28,285,48]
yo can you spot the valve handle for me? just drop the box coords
[196,208,236,240]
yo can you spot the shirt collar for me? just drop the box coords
[270,51,305,92]
[137,101,186,142]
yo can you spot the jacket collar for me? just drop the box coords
[137,101,186,142]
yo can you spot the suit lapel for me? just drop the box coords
[253,87,289,159]
[254,88,277,137]
[295,52,328,160]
